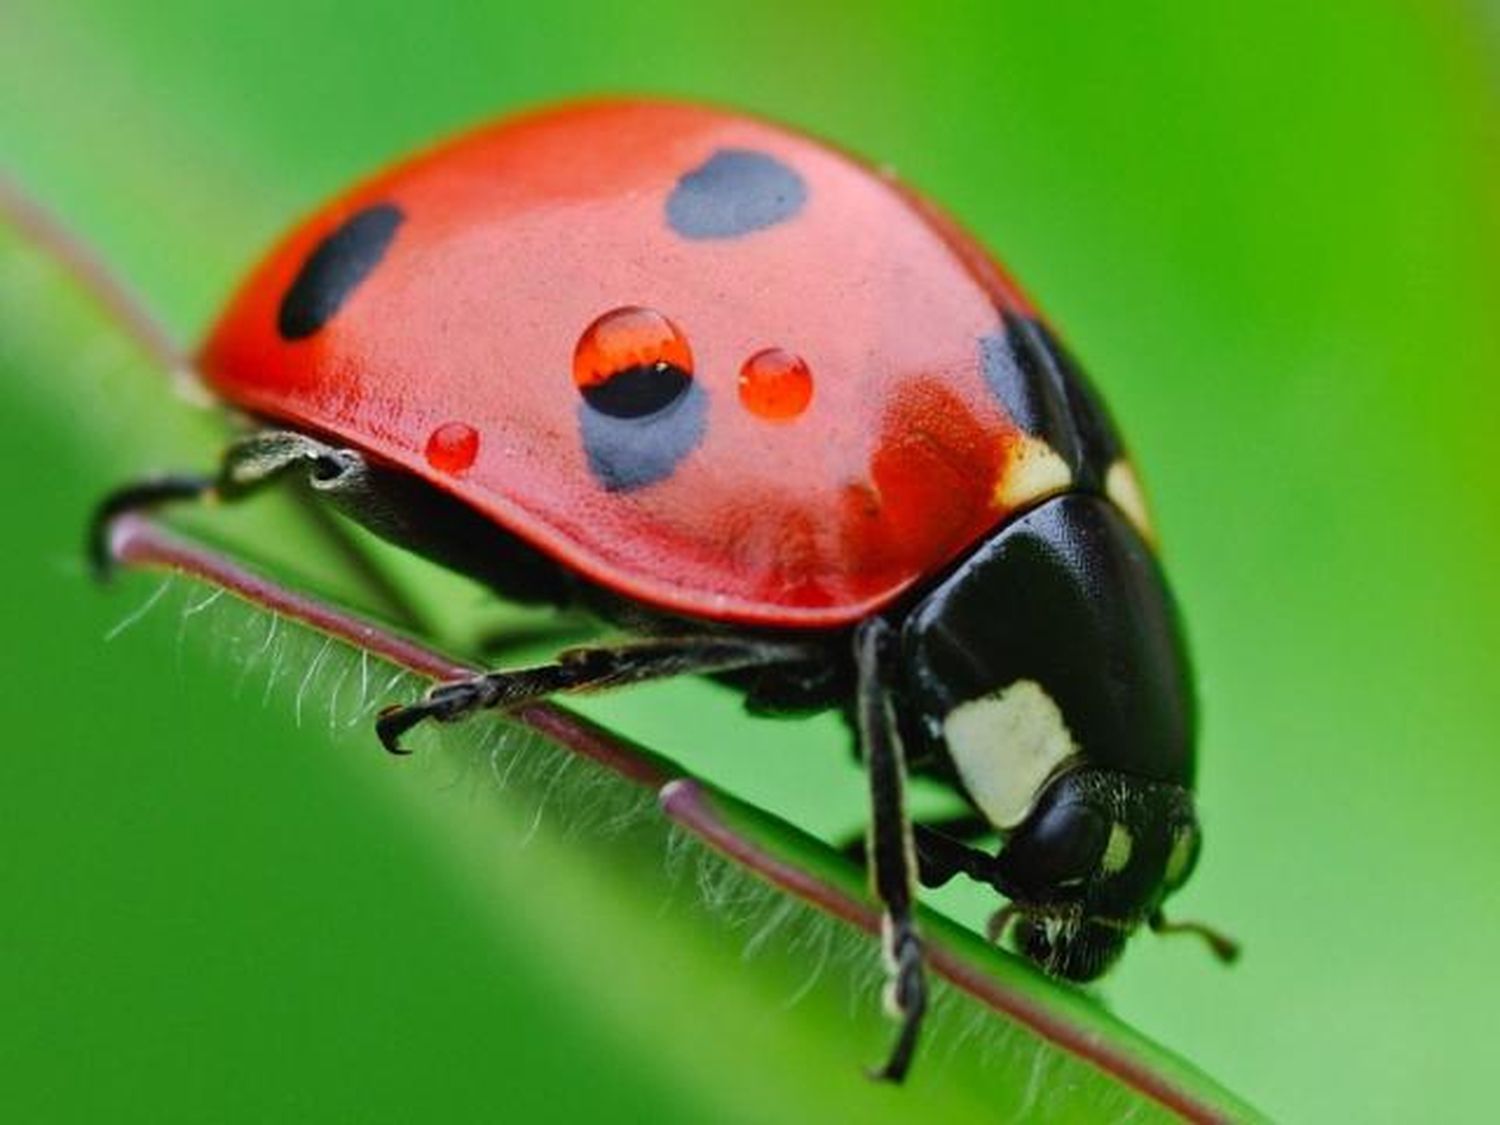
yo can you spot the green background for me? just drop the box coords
[4,2,1499,1121]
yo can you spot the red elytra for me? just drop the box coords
[198,99,1049,628]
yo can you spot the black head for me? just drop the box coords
[900,491,1204,980]
[994,768,1200,980]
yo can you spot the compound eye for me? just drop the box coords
[1032,800,1111,883]
[1002,799,1111,895]
[573,306,694,418]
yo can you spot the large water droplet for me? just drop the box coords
[573,306,694,418]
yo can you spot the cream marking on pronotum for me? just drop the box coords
[994,434,1072,510]
[943,679,1079,830]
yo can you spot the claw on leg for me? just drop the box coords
[87,475,217,582]
[376,678,492,754]
[375,702,433,755]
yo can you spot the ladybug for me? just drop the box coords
[90,99,1234,1081]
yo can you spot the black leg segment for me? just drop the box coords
[854,617,927,1083]
[912,824,1000,889]
[377,635,818,753]
[836,812,994,880]
[87,430,359,581]
[88,474,216,580]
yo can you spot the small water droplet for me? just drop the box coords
[738,348,812,420]
[425,421,479,474]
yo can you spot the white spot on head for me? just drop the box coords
[995,435,1072,510]
[1101,822,1133,875]
[1164,827,1198,888]
[1105,459,1155,543]
[944,679,1079,830]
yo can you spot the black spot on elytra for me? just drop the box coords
[979,314,1125,490]
[278,204,404,340]
[581,363,691,419]
[666,149,805,240]
[579,381,707,491]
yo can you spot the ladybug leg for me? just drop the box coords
[91,430,428,628]
[215,430,367,497]
[377,636,818,754]
[910,824,1001,890]
[837,811,993,871]
[88,430,364,580]
[853,617,927,1083]
[88,474,218,579]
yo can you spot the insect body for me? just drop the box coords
[91,99,1233,1080]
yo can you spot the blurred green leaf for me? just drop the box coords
[103,496,1260,1123]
